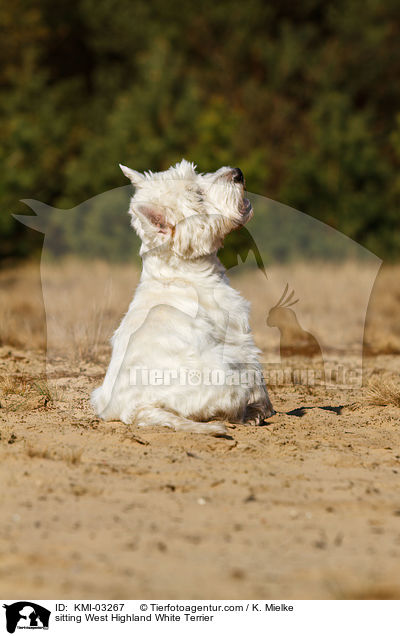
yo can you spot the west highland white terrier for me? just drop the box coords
[91,160,274,433]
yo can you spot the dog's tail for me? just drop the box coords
[131,406,227,435]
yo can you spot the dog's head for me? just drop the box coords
[120,159,253,258]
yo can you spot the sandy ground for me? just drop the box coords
[1,261,400,599]
[1,345,400,600]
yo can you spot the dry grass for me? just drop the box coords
[0,259,140,361]
[0,262,46,350]
[25,444,53,460]
[32,379,58,404]
[40,259,140,361]
[58,446,84,465]
[24,443,84,465]
[0,375,30,396]
[365,378,400,407]
[1,258,400,362]
[0,373,59,412]
[234,261,400,358]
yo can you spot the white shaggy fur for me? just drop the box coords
[91,160,274,433]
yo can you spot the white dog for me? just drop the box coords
[91,160,274,433]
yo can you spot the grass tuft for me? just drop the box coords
[365,378,400,407]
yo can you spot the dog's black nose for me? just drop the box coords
[232,167,244,184]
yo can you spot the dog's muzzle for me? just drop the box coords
[235,197,253,228]
[240,197,253,217]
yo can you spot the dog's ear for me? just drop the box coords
[135,203,172,235]
[119,164,144,187]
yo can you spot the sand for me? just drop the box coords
[0,261,399,599]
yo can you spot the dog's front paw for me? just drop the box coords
[244,402,276,426]
[264,402,276,419]
[91,386,115,419]
[244,414,262,426]
[91,386,104,415]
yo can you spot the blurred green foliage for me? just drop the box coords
[1,0,400,262]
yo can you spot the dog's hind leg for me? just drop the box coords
[244,382,276,425]
[124,406,227,435]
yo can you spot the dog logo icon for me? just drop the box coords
[2,602,51,633]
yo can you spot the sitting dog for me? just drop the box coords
[91,160,274,433]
